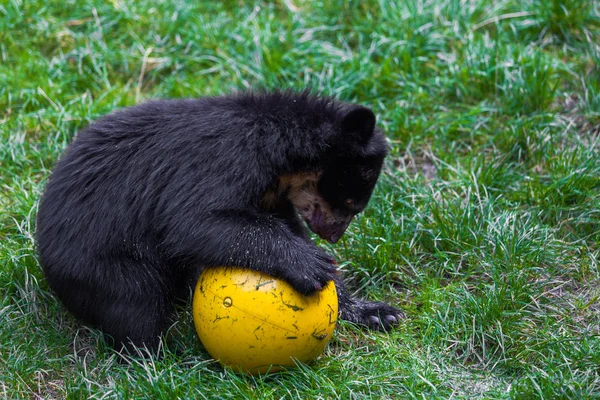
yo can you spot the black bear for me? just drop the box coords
[36,90,403,352]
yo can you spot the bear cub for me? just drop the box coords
[36,90,403,351]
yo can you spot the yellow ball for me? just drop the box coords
[193,267,338,374]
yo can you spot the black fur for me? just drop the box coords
[36,90,403,351]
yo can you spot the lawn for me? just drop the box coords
[1,0,599,398]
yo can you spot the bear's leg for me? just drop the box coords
[46,258,175,353]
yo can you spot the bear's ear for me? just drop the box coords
[340,106,376,144]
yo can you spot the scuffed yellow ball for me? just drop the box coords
[193,267,338,374]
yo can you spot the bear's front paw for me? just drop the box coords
[281,248,338,296]
[341,299,404,331]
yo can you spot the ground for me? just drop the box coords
[1,0,599,398]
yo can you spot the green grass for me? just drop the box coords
[1,0,599,398]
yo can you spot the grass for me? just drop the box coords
[1,0,599,398]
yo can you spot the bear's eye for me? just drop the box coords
[345,199,364,213]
